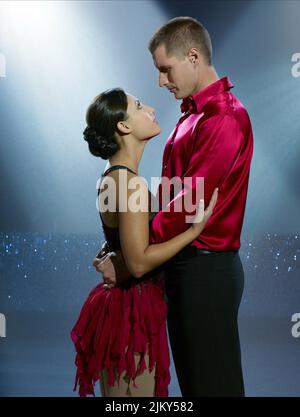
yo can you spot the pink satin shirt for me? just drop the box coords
[149,76,254,251]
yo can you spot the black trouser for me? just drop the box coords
[164,246,245,397]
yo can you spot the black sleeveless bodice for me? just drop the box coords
[97,165,157,252]
[97,165,162,286]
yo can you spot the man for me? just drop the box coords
[94,17,253,396]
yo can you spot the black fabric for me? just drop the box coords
[101,164,137,177]
[165,250,245,397]
[98,165,137,251]
[98,164,161,287]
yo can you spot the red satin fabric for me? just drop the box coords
[150,77,254,251]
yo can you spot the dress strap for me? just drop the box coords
[102,165,137,177]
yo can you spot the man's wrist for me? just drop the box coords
[96,241,110,258]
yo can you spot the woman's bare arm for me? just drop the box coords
[118,175,217,278]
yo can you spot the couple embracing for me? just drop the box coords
[70,16,253,398]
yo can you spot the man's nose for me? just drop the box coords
[159,72,168,87]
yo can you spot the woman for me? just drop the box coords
[70,88,218,397]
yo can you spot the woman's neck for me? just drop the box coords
[108,144,145,175]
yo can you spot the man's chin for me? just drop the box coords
[169,88,183,100]
[173,90,182,99]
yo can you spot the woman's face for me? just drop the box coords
[125,94,161,141]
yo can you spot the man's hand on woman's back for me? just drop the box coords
[93,249,131,288]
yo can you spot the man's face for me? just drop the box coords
[152,44,198,99]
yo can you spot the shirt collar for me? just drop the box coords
[180,76,234,114]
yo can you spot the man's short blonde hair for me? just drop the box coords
[148,16,212,65]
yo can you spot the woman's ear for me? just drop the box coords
[117,120,132,135]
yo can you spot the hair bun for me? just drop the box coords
[83,126,103,146]
[83,126,119,159]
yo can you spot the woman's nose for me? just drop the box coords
[145,104,155,114]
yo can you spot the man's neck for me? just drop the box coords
[192,65,219,96]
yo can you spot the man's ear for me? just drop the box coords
[188,48,200,65]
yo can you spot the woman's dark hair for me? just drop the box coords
[83,88,129,159]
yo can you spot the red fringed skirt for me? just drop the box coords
[70,275,170,397]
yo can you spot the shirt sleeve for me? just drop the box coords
[149,112,244,244]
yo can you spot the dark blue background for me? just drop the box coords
[0,0,299,396]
